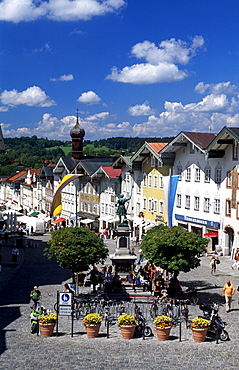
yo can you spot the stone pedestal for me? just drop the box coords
[110,225,137,273]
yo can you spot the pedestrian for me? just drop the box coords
[30,285,41,310]
[104,266,114,293]
[12,246,19,265]
[125,271,136,293]
[88,266,99,293]
[210,254,219,275]
[222,280,235,312]
[231,249,239,270]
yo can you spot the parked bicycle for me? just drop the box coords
[134,303,152,338]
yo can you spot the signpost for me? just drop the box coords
[56,291,74,337]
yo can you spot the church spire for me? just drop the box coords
[70,110,85,160]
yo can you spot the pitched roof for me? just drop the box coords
[182,132,216,150]
[101,166,121,178]
[146,142,168,154]
[7,170,27,182]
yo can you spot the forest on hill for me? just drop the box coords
[0,135,173,175]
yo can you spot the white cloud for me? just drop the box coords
[77,91,102,105]
[128,102,156,116]
[131,93,239,137]
[164,94,230,113]
[85,112,109,121]
[106,36,204,85]
[195,81,238,95]
[0,86,56,107]
[0,0,126,23]
[50,74,74,81]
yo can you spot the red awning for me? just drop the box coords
[52,218,66,224]
[204,232,218,238]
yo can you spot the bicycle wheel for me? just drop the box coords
[190,294,199,305]
[143,326,153,337]
[150,305,158,319]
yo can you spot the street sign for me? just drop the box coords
[59,292,72,305]
[59,305,72,316]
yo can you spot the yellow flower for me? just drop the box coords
[118,314,136,326]
[153,315,173,328]
[190,317,210,329]
[83,313,103,326]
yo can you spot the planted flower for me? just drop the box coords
[191,317,210,329]
[39,313,57,325]
[83,313,103,326]
[153,315,173,328]
[118,314,136,326]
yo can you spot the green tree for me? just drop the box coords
[44,228,109,277]
[141,225,208,276]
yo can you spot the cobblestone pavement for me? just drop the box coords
[1,236,239,369]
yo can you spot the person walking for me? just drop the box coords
[30,286,41,310]
[222,280,235,312]
[210,255,219,275]
[12,246,19,265]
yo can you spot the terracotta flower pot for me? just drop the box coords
[191,328,208,342]
[85,324,101,338]
[39,323,55,337]
[120,325,135,339]
[155,326,171,341]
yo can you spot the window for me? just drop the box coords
[148,199,152,211]
[151,156,155,167]
[136,180,141,194]
[237,202,239,219]
[233,143,239,160]
[154,175,158,189]
[204,198,210,212]
[143,198,146,210]
[176,194,182,208]
[204,167,211,183]
[160,176,164,189]
[226,171,232,188]
[177,164,182,181]
[154,200,158,213]
[148,174,152,188]
[214,199,220,214]
[159,201,164,214]
[143,173,147,187]
[186,167,191,181]
[194,196,200,211]
[225,199,231,217]
[215,166,222,184]
[195,168,200,182]
[185,195,190,209]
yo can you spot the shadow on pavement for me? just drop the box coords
[0,238,71,355]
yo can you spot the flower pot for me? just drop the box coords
[191,328,208,342]
[155,326,171,341]
[39,323,55,337]
[120,325,135,339]
[85,324,101,338]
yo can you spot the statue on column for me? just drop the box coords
[115,193,131,226]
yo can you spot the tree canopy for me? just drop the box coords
[44,227,109,274]
[141,225,208,275]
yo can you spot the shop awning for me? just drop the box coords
[52,217,66,224]
[204,232,218,238]
[80,218,94,224]
[70,215,82,220]
[30,211,39,217]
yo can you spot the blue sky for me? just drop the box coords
[1,0,239,141]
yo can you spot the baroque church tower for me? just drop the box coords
[70,111,85,160]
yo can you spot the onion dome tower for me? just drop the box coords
[70,110,85,159]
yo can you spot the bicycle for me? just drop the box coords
[134,303,152,338]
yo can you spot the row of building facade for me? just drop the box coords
[0,119,239,257]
